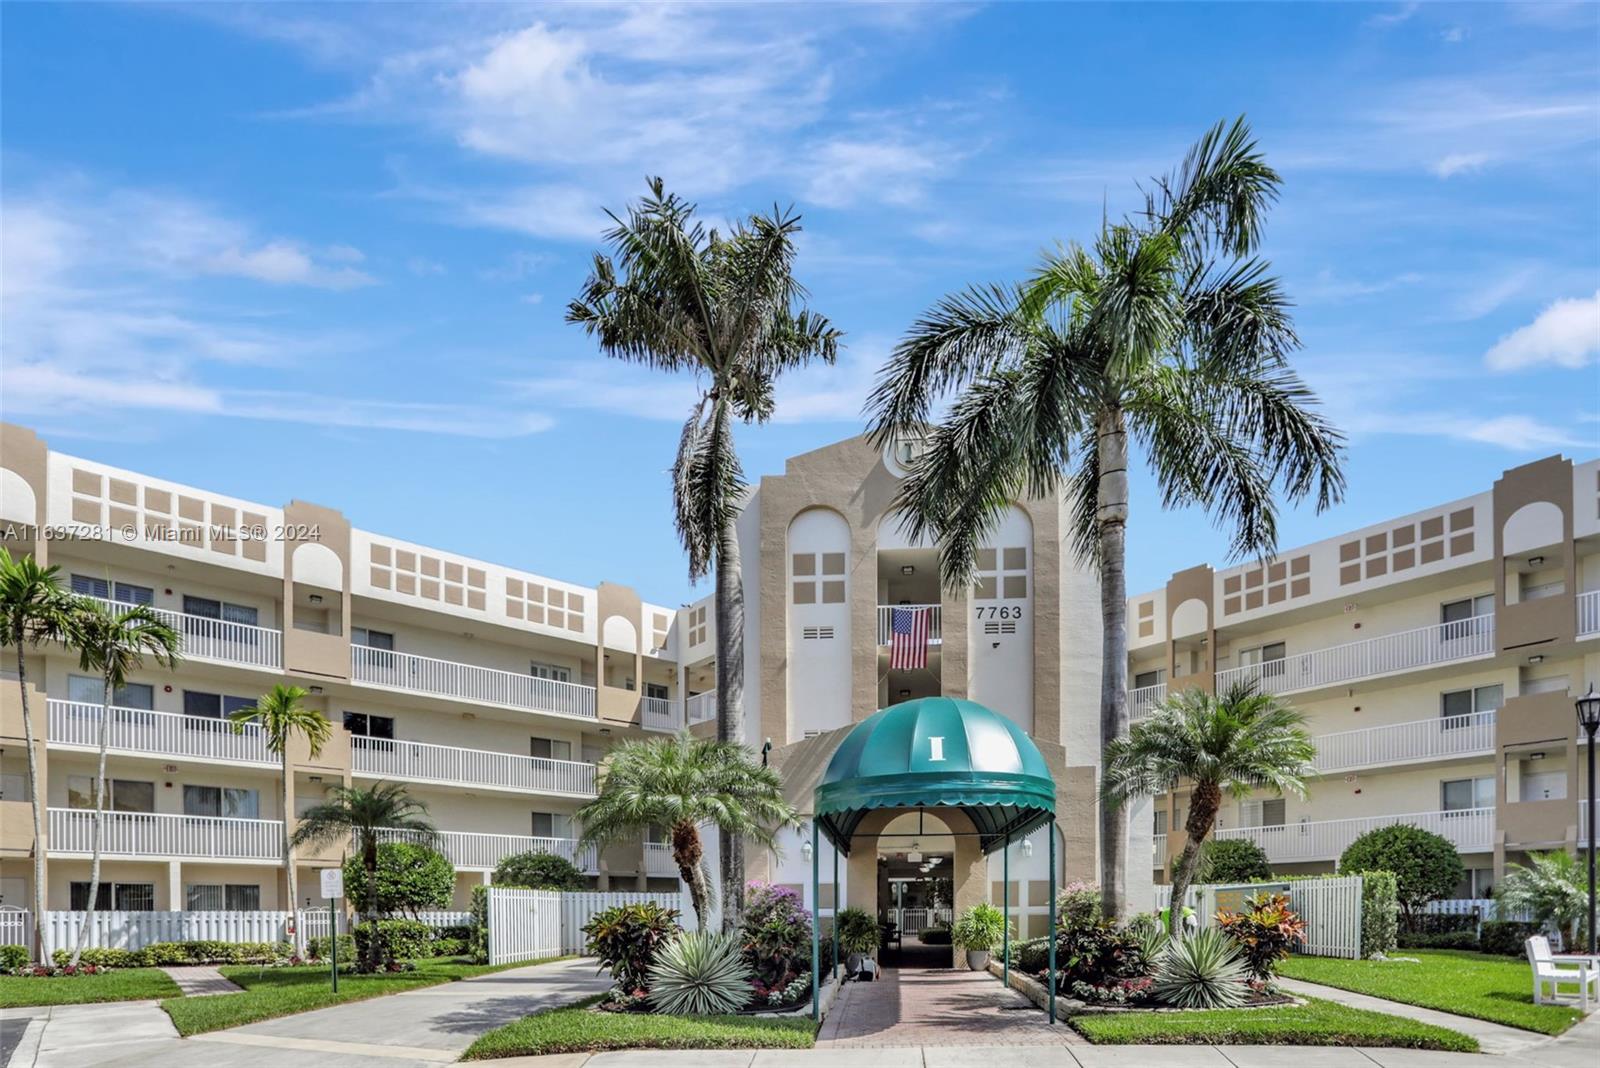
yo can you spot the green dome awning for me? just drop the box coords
[814,697,1055,855]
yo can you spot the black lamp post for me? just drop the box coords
[1577,684,1600,956]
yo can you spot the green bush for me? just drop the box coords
[1479,920,1540,957]
[1055,882,1102,932]
[354,918,433,964]
[431,936,467,958]
[1339,826,1462,926]
[1153,927,1248,1009]
[492,851,586,892]
[1215,892,1304,980]
[740,883,813,987]
[1016,937,1050,974]
[834,908,880,956]
[306,934,356,962]
[469,885,490,963]
[951,903,1010,953]
[582,901,681,993]
[438,923,475,943]
[55,941,287,967]
[1397,929,1478,950]
[919,927,952,945]
[343,842,455,916]
[1184,838,1273,884]
[0,944,29,969]
[1048,920,1147,993]
[50,946,144,968]
[647,930,754,1015]
[1355,870,1399,956]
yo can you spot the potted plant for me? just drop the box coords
[952,903,1011,970]
[835,907,881,976]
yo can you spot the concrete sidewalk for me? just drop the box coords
[1274,977,1542,1057]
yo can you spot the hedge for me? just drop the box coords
[353,918,433,963]
[50,941,290,968]
[1479,920,1540,957]
[1397,930,1479,950]
[306,934,356,962]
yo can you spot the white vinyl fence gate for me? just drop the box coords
[485,889,562,966]
[556,892,681,955]
[1155,876,1364,959]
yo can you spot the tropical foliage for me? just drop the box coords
[951,903,1011,953]
[1215,892,1305,980]
[1103,682,1315,934]
[1153,927,1250,1009]
[576,734,797,930]
[864,117,1344,917]
[1338,824,1463,928]
[583,902,682,994]
[646,931,754,1016]
[739,882,812,988]
[834,907,880,956]
[1496,850,1589,946]
[568,178,839,928]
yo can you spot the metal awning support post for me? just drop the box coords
[1002,829,1010,987]
[810,820,821,1022]
[832,833,840,981]
[1047,822,1056,1024]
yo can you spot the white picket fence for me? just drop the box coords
[1155,876,1364,958]
[298,909,471,939]
[485,888,563,965]
[0,907,30,950]
[32,910,298,957]
[556,892,681,954]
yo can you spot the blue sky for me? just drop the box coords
[3,1,1597,606]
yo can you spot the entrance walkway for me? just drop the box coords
[1275,977,1544,1058]
[818,965,1082,1048]
[160,966,243,997]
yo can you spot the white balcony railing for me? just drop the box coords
[1153,834,1167,866]
[1214,614,1495,697]
[379,828,597,873]
[1312,711,1496,775]
[644,841,678,877]
[640,696,682,732]
[88,597,282,671]
[1212,807,1494,864]
[876,605,943,646]
[1579,590,1600,637]
[48,808,281,861]
[47,700,274,766]
[351,645,596,720]
[1130,683,1167,721]
[351,737,596,796]
[685,690,718,725]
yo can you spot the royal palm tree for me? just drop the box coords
[291,782,437,971]
[865,117,1344,918]
[576,734,798,931]
[231,684,331,946]
[567,177,839,929]
[67,599,181,965]
[1102,682,1315,936]
[0,549,80,964]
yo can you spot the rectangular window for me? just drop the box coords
[352,627,395,650]
[1133,670,1163,689]
[1441,595,1493,623]
[188,883,261,910]
[68,673,153,710]
[183,595,259,627]
[1239,642,1287,677]
[74,576,154,605]
[71,777,159,814]
[530,662,571,683]
[1441,776,1494,812]
[342,712,395,740]
[530,737,572,761]
[1261,798,1287,827]
[1152,809,1168,836]
[530,811,569,838]
[70,574,109,599]
[644,682,669,701]
[185,884,224,910]
[71,882,154,910]
[183,785,259,819]
[183,691,256,720]
[1441,685,1503,726]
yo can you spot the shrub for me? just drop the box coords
[951,903,1010,953]
[919,927,952,945]
[353,918,433,965]
[1124,913,1170,963]
[1479,920,1541,957]
[492,850,586,892]
[51,947,143,968]
[1016,937,1051,974]
[1055,882,1102,932]
[834,908,880,956]
[1051,921,1147,994]
[1152,928,1249,1009]
[0,945,29,970]
[583,902,681,993]
[59,941,288,967]
[1408,911,1478,936]
[343,842,455,916]
[1185,839,1272,884]
[740,882,812,987]
[1397,929,1479,950]
[1339,826,1463,926]
[1352,870,1399,956]
[647,931,754,1016]
[306,934,356,963]
[1497,851,1588,946]
[431,936,467,958]
[1215,892,1305,980]
[469,885,490,963]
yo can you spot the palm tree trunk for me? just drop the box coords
[671,822,710,931]
[280,748,298,954]
[15,646,48,965]
[1166,780,1221,938]
[709,397,746,933]
[69,673,114,966]
[1096,406,1130,922]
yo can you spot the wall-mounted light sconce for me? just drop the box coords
[1020,838,1034,858]
[308,685,323,694]
[801,838,814,863]
[1529,655,1545,665]
[1529,556,1545,567]
[897,689,911,698]
[308,593,323,604]
[901,565,916,576]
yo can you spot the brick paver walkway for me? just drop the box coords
[818,966,1084,1047]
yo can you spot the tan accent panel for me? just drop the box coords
[1450,532,1474,555]
[975,577,997,600]
[1223,575,1241,593]
[1224,596,1241,613]
[108,478,137,506]
[1138,600,1154,618]
[1268,561,1286,582]
[821,552,846,575]
[1244,569,1262,589]
[1420,540,1444,564]
[817,883,835,910]
[420,555,440,578]
[821,580,845,604]
[72,468,103,496]
[1245,590,1262,609]
[792,554,816,576]
[1391,526,1414,546]
[1028,880,1052,907]
[1003,575,1027,599]
[1138,621,1154,637]
[395,549,416,571]
[506,599,523,618]
[467,590,485,610]
[1338,540,1359,562]
[467,568,485,588]
[109,505,137,531]
[1393,548,1415,570]
[371,567,391,589]
[1289,578,1310,598]
[420,578,440,600]
[178,495,204,521]
[144,488,171,514]
[242,539,267,562]
[396,572,416,595]
[975,548,996,570]
[1290,556,1310,575]
[792,582,816,605]
[71,498,100,524]
[1003,547,1026,570]
[507,577,524,596]
[1449,507,1473,531]
[1365,558,1387,578]
[444,587,463,606]
[1268,586,1285,604]
[371,543,391,565]
[1420,515,1444,539]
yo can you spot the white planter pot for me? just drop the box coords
[966,949,991,970]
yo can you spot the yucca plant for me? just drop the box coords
[1153,927,1249,1009]
[1125,912,1171,964]
[647,930,754,1016]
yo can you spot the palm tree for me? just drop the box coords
[1497,851,1588,947]
[67,598,181,965]
[864,117,1344,918]
[567,177,839,929]
[1102,682,1315,936]
[231,684,331,946]
[291,783,437,971]
[576,734,798,931]
[0,549,80,964]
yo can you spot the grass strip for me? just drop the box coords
[1070,995,1477,1050]
[463,995,816,1059]
[1277,949,1581,1036]
[0,967,183,1007]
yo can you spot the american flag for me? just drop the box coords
[890,606,929,670]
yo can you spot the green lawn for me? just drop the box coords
[463,996,816,1059]
[0,967,183,1007]
[1070,995,1477,1050]
[1278,949,1582,1036]
[161,956,571,1037]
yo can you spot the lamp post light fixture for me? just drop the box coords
[1576,684,1600,956]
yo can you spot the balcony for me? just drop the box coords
[1580,590,1599,638]
[639,695,682,732]
[48,808,281,861]
[685,690,717,726]
[351,645,596,720]
[1153,834,1167,867]
[351,737,596,797]
[379,827,597,873]
[1212,806,1494,864]
[1130,683,1167,721]
[1214,614,1494,697]
[876,604,943,646]
[47,700,275,766]
[89,597,282,671]
[644,841,678,877]
[1311,711,1496,775]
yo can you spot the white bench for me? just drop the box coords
[1526,935,1598,1012]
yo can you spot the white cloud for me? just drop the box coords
[1432,151,1492,178]
[406,256,447,276]
[1484,290,1600,371]
[1365,3,1420,28]
[1441,27,1467,43]
[802,140,940,208]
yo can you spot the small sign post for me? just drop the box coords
[320,869,344,992]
